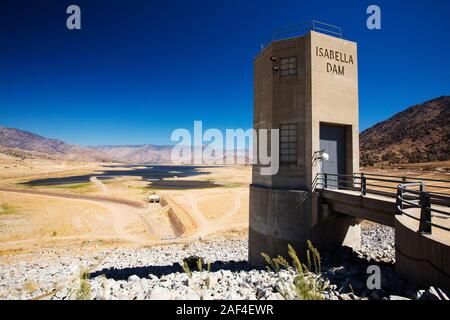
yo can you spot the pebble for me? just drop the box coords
[0,226,448,300]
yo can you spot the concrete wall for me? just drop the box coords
[252,36,309,189]
[249,185,361,264]
[395,214,450,289]
[309,31,359,189]
[252,31,359,190]
[249,31,361,265]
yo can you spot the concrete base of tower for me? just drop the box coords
[248,184,361,266]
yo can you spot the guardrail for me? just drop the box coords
[396,183,450,234]
[261,20,343,49]
[315,172,450,235]
[315,172,450,199]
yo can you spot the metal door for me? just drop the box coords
[320,124,346,189]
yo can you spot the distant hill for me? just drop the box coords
[0,126,249,164]
[92,145,174,164]
[92,145,250,164]
[0,126,113,162]
[360,96,450,166]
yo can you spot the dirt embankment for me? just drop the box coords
[160,196,197,237]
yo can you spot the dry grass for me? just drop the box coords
[74,267,92,300]
[0,203,18,215]
[23,280,39,293]
[261,241,325,300]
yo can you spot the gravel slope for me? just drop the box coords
[0,224,448,300]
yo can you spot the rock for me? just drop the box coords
[0,234,422,301]
[184,288,201,300]
[207,274,218,288]
[226,293,242,300]
[148,287,173,300]
[94,293,106,300]
[127,275,140,282]
[338,293,352,300]
[420,287,449,301]
[321,279,330,290]
[415,290,425,300]
[220,270,233,279]
[388,295,411,300]
[238,288,250,298]
[256,286,268,299]
[148,274,158,281]
[266,292,284,300]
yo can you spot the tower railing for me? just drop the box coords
[315,172,450,235]
[266,20,342,47]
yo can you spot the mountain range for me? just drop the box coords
[0,127,248,164]
[0,126,174,163]
[1,96,448,166]
[360,96,449,166]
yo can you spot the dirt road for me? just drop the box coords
[0,187,164,252]
[0,187,145,208]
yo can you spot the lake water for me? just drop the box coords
[21,165,218,189]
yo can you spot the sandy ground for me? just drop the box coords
[0,157,251,255]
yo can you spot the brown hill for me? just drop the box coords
[360,96,450,166]
[0,126,177,164]
[0,126,250,164]
[92,145,174,164]
[0,126,113,162]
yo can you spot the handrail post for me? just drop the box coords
[395,187,403,215]
[419,192,432,234]
[420,182,426,193]
[361,174,367,196]
[323,173,328,189]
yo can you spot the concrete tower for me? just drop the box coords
[249,29,361,264]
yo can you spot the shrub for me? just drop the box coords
[74,267,92,300]
[261,241,325,300]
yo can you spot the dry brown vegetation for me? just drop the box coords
[0,157,250,255]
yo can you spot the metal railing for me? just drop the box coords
[316,172,450,235]
[396,183,450,234]
[262,21,343,49]
[316,172,450,199]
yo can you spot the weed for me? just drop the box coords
[74,267,92,300]
[261,241,326,300]
[181,256,213,299]
[0,203,18,215]
[182,261,192,278]
[23,280,39,293]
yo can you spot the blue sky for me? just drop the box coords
[0,0,449,146]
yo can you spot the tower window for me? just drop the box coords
[280,123,297,164]
[279,57,297,76]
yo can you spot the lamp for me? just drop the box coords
[313,150,329,161]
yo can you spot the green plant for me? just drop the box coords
[75,267,92,300]
[182,261,192,278]
[261,241,326,300]
[0,203,18,215]
[181,257,213,299]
